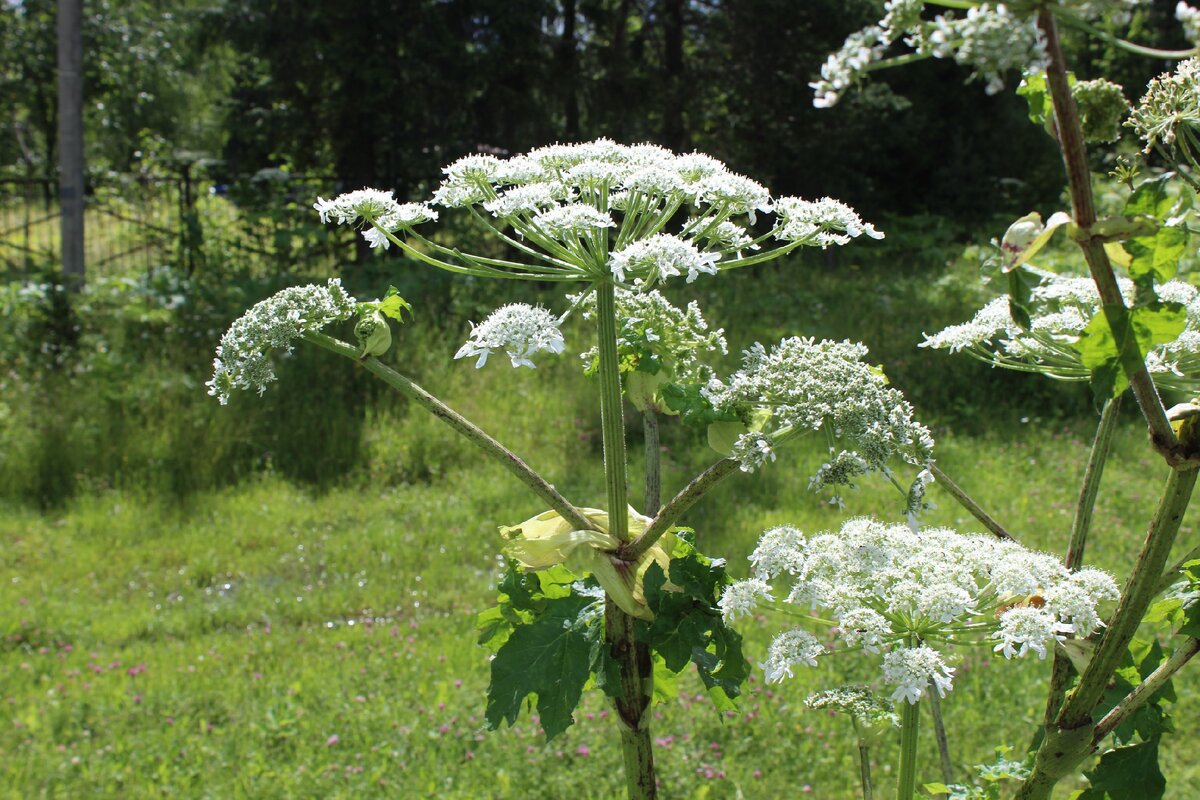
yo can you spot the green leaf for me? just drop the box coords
[1098,635,1175,745]
[638,546,750,711]
[661,383,738,427]
[1125,175,1177,219]
[707,420,749,457]
[1079,740,1165,800]
[1075,309,1129,402]
[485,591,601,740]
[1073,303,1186,402]
[1007,268,1039,331]
[1127,225,1188,284]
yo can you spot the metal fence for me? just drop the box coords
[0,169,350,277]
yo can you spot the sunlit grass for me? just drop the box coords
[3,417,1197,798]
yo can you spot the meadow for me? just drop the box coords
[2,229,1199,797]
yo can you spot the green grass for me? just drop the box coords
[3,414,1198,798]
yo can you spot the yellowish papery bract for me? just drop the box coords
[499,507,679,620]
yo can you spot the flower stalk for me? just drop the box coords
[897,698,921,800]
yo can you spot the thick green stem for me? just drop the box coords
[593,280,656,800]
[1042,396,1122,728]
[596,281,630,539]
[927,463,1016,541]
[1037,8,1176,454]
[858,738,874,800]
[897,699,921,800]
[643,411,661,515]
[624,458,741,562]
[302,332,596,532]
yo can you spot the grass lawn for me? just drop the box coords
[3,415,1198,798]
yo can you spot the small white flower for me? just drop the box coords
[454,303,566,369]
[762,629,825,683]
[837,607,891,652]
[361,203,440,249]
[609,233,720,285]
[773,196,883,246]
[207,279,357,404]
[531,205,616,239]
[313,188,422,228]
[883,646,955,705]
[719,579,774,624]
[994,605,1071,660]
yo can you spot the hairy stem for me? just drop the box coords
[302,332,595,531]
[593,280,656,800]
[1038,8,1175,453]
[927,685,954,788]
[624,458,741,562]
[643,412,661,515]
[858,738,874,800]
[1042,396,1122,727]
[897,699,921,800]
[1067,397,1123,570]
[1094,638,1200,742]
[927,463,1015,541]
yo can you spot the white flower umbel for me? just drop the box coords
[454,303,566,369]
[314,139,881,285]
[725,517,1119,701]
[1129,58,1200,156]
[812,2,1048,107]
[576,288,728,388]
[922,271,1200,393]
[773,197,884,247]
[762,629,826,683]
[883,646,955,705]
[703,337,933,499]
[610,234,719,286]
[207,279,357,404]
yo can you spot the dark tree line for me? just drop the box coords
[4,1,1190,220]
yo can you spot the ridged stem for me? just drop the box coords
[896,699,921,800]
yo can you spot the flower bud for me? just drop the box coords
[354,310,392,358]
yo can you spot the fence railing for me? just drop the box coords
[0,169,356,278]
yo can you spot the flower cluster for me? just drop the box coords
[921,271,1200,392]
[805,685,899,734]
[312,189,438,249]
[702,337,933,499]
[576,288,728,389]
[722,518,1119,704]
[207,279,357,404]
[812,2,1047,108]
[313,139,881,285]
[454,303,566,369]
[1128,57,1200,158]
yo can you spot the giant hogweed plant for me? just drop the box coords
[208,139,934,798]
[729,2,1200,799]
